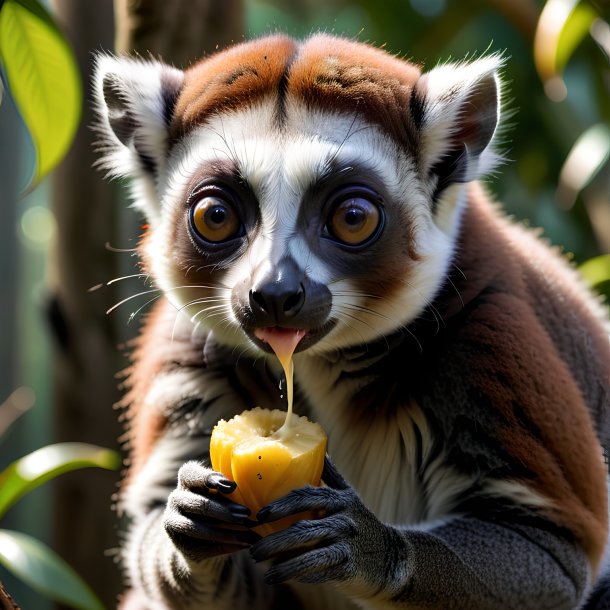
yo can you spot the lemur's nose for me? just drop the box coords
[249,258,305,325]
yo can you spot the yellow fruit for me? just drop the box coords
[210,407,327,536]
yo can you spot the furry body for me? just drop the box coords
[93,35,610,609]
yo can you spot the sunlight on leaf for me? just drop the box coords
[533,0,598,101]
[0,0,81,186]
[0,443,120,519]
[557,123,610,209]
[555,3,598,73]
[590,18,610,58]
[0,530,106,610]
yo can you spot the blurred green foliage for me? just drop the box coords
[0,442,120,609]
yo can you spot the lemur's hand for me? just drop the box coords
[163,461,261,561]
[250,456,391,586]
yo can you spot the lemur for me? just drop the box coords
[93,34,610,610]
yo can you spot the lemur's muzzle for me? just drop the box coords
[247,256,331,330]
[249,257,306,326]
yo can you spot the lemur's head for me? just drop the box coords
[94,34,502,356]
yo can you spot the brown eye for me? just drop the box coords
[190,196,241,243]
[327,197,382,246]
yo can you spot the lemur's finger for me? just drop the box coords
[257,487,347,523]
[164,512,261,546]
[250,514,356,562]
[321,454,350,490]
[177,461,236,493]
[168,489,250,524]
[263,541,352,585]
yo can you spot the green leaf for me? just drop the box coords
[0,0,82,186]
[533,0,599,100]
[0,443,120,519]
[579,254,610,288]
[0,529,106,610]
[558,123,610,206]
[555,2,598,74]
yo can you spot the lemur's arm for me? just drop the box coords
[119,300,284,609]
[252,460,589,610]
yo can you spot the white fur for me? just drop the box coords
[418,55,505,178]
[93,54,184,223]
[295,352,474,525]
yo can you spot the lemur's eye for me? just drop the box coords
[327,195,382,247]
[190,196,242,243]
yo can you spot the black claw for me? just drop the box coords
[209,474,237,493]
[256,506,270,522]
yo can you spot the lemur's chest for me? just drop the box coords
[294,354,472,526]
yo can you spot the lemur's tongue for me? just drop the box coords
[254,327,306,367]
[254,328,306,430]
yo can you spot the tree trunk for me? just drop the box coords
[50,1,244,608]
[49,2,124,608]
[114,0,244,67]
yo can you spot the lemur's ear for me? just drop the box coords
[93,55,184,217]
[413,56,503,193]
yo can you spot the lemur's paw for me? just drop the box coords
[250,456,387,585]
[163,461,260,561]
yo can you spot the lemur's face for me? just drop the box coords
[148,106,451,355]
[95,35,501,355]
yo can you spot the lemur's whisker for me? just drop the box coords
[445,275,465,309]
[332,290,383,300]
[451,262,467,280]
[188,304,228,321]
[106,289,163,314]
[106,284,231,315]
[334,307,374,329]
[331,311,369,345]
[191,304,227,319]
[399,325,423,354]
[127,294,165,322]
[425,303,444,334]
[191,311,234,337]
[105,242,138,253]
[340,303,392,322]
[89,273,150,292]
[107,273,150,285]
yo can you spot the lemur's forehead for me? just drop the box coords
[170,34,422,152]
[169,102,405,212]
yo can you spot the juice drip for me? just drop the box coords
[277,352,295,431]
[254,328,306,434]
